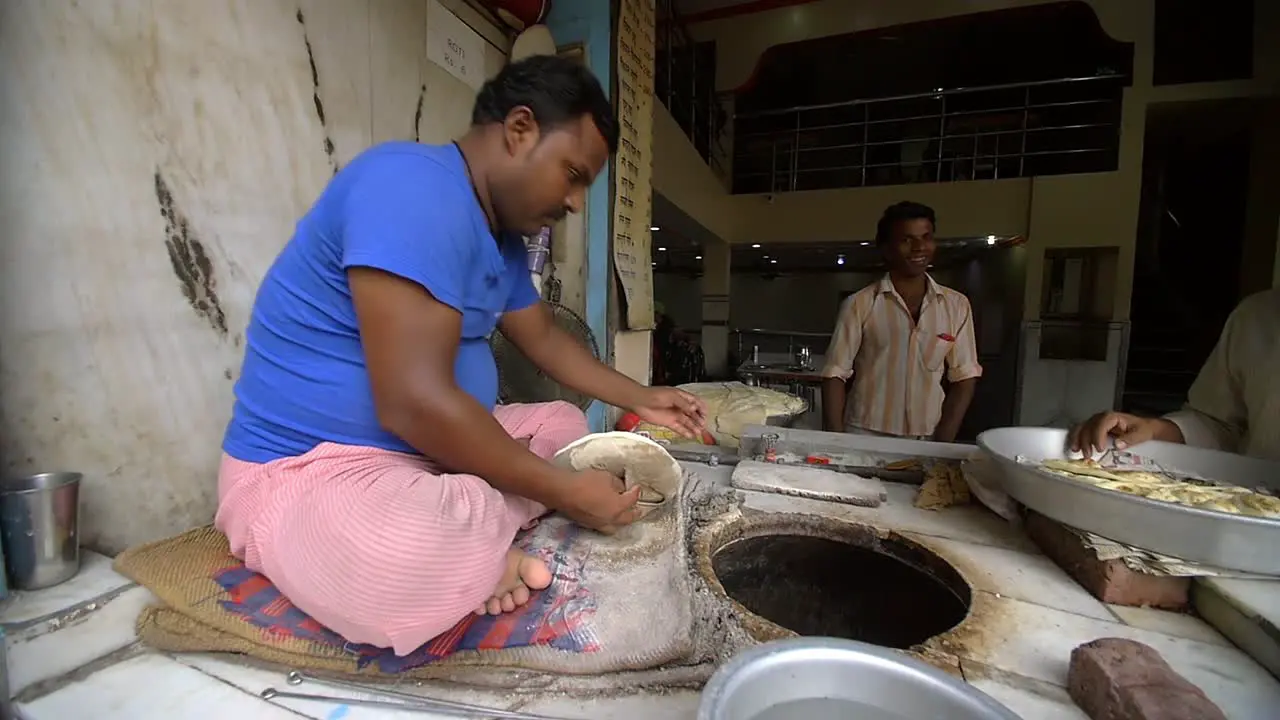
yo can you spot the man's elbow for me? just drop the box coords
[373,380,452,439]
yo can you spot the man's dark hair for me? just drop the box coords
[875,201,936,245]
[472,55,619,154]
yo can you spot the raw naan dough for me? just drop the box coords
[552,432,682,508]
[678,382,807,448]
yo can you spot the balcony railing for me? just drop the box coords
[655,0,729,178]
[732,74,1126,194]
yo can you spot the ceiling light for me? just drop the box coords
[695,255,702,260]
[837,255,845,265]
[751,243,761,248]
[860,241,871,246]
[658,246,667,251]
[986,235,997,245]
[650,226,660,231]
[651,261,656,266]
[770,259,778,264]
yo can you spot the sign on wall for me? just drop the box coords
[427,0,486,91]
[611,0,656,330]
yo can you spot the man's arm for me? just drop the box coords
[1164,302,1249,452]
[933,299,982,443]
[820,295,863,432]
[350,268,570,505]
[498,303,647,410]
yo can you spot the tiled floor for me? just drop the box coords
[6,466,1280,719]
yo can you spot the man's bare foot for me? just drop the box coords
[474,548,552,616]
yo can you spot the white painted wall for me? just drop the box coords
[0,0,507,554]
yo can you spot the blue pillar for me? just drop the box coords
[545,1,613,433]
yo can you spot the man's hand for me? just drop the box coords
[552,469,642,534]
[1069,411,1185,455]
[631,386,707,439]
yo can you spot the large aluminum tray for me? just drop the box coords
[977,427,1280,575]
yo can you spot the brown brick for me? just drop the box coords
[1024,511,1189,610]
[1068,638,1226,720]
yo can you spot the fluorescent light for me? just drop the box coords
[695,255,702,260]
[658,246,667,251]
[651,261,656,266]
[650,226,660,231]
[860,241,871,246]
[751,243,761,248]
[770,259,777,264]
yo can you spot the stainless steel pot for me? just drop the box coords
[698,637,1018,720]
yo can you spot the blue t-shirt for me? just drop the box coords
[222,142,541,463]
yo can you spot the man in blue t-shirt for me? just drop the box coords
[215,55,706,655]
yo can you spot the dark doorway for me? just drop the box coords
[1123,102,1252,415]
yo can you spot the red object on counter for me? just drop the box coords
[615,412,716,445]
[805,455,832,465]
[480,0,551,31]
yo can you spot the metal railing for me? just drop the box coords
[655,0,730,178]
[732,74,1125,194]
[731,328,832,364]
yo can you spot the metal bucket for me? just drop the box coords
[698,637,1019,720]
[0,472,82,590]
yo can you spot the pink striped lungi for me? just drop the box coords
[215,401,588,656]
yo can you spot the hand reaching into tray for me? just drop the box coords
[1069,412,1187,455]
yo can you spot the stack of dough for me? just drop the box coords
[678,381,808,448]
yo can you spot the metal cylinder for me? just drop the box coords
[0,472,82,590]
[526,226,551,274]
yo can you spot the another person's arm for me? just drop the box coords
[1071,302,1248,454]
[933,299,982,443]
[1163,308,1248,452]
[820,296,862,432]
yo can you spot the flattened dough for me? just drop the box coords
[552,431,683,505]
[678,382,807,448]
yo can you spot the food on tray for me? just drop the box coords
[1035,457,1280,519]
[676,382,808,448]
[914,461,971,511]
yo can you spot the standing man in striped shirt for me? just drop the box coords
[820,202,983,442]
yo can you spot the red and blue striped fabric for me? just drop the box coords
[214,522,600,673]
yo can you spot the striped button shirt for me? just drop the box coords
[1164,289,1280,461]
[821,275,983,437]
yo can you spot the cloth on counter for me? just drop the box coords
[731,460,887,507]
[959,453,1017,521]
[115,508,694,680]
